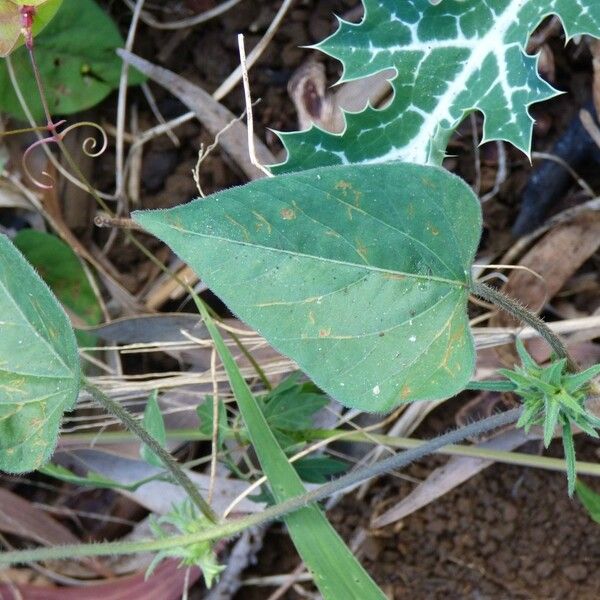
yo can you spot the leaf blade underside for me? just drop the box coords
[134,163,481,412]
[273,0,600,172]
[0,235,80,472]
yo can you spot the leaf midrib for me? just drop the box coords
[165,224,468,288]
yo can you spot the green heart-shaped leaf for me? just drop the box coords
[0,234,80,472]
[134,163,480,412]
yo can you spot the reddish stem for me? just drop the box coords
[19,5,36,49]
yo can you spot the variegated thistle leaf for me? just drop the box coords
[273,0,600,173]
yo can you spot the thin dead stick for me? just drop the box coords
[480,141,507,203]
[470,113,481,196]
[221,0,295,101]
[580,108,600,149]
[123,0,242,30]
[192,106,257,197]
[94,214,144,231]
[125,0,296,155]
[141,82,179,147]
[531,151,595,197]
[115,0,146,209]
[207,348,219,505]
[238,34,272,178]
[127,103,142,205]
[118,50,274,180]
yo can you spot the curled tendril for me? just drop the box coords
[22,135,60,189]
[60,121,109,158]
[21,119,109,189]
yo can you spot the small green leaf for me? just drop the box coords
[543,396,560,448]
[562,420,576,497]
[540,358,567,387]
[13,230,102,338]
[134,162,481,412]
[555,390,586,418]
[499,368,542,391]
[147,500,225,588]
[576,479,600,525]
[0,234,80,472]
[261,375,328,432]
[40,462,134,490]
[295,456,348,483]
[196,397,228,450]
[573,417,599,439]
[564,363,600,393]
[0,0,145,120]
[514,338,540,373]
[140,390,166,468]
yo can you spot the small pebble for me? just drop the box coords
[563,564,588,582]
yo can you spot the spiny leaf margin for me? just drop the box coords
[273,0,600,173]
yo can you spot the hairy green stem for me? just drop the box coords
[471,281,576,370]
[83,380,218,524]
[465,379,516,392]
[0,407,520,566]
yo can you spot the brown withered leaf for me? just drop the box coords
[0,487,79,546]
[288,58,392,134]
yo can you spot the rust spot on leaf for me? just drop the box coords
[225,215,251,241]
[401,385,411,399]
[169,216,185,230]
[280,208,296,220]
[383,273,406,281]
[356,240,369,262]
[335,180,352,191]
[420,176,436,189]
[439,326,464,374]
[319,328,331,338]
[252,211,272,234]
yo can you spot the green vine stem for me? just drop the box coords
[83,380,218,524]
[470,280,577,370]
[0,407,520,567]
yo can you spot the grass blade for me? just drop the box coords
[193,296,386,600]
